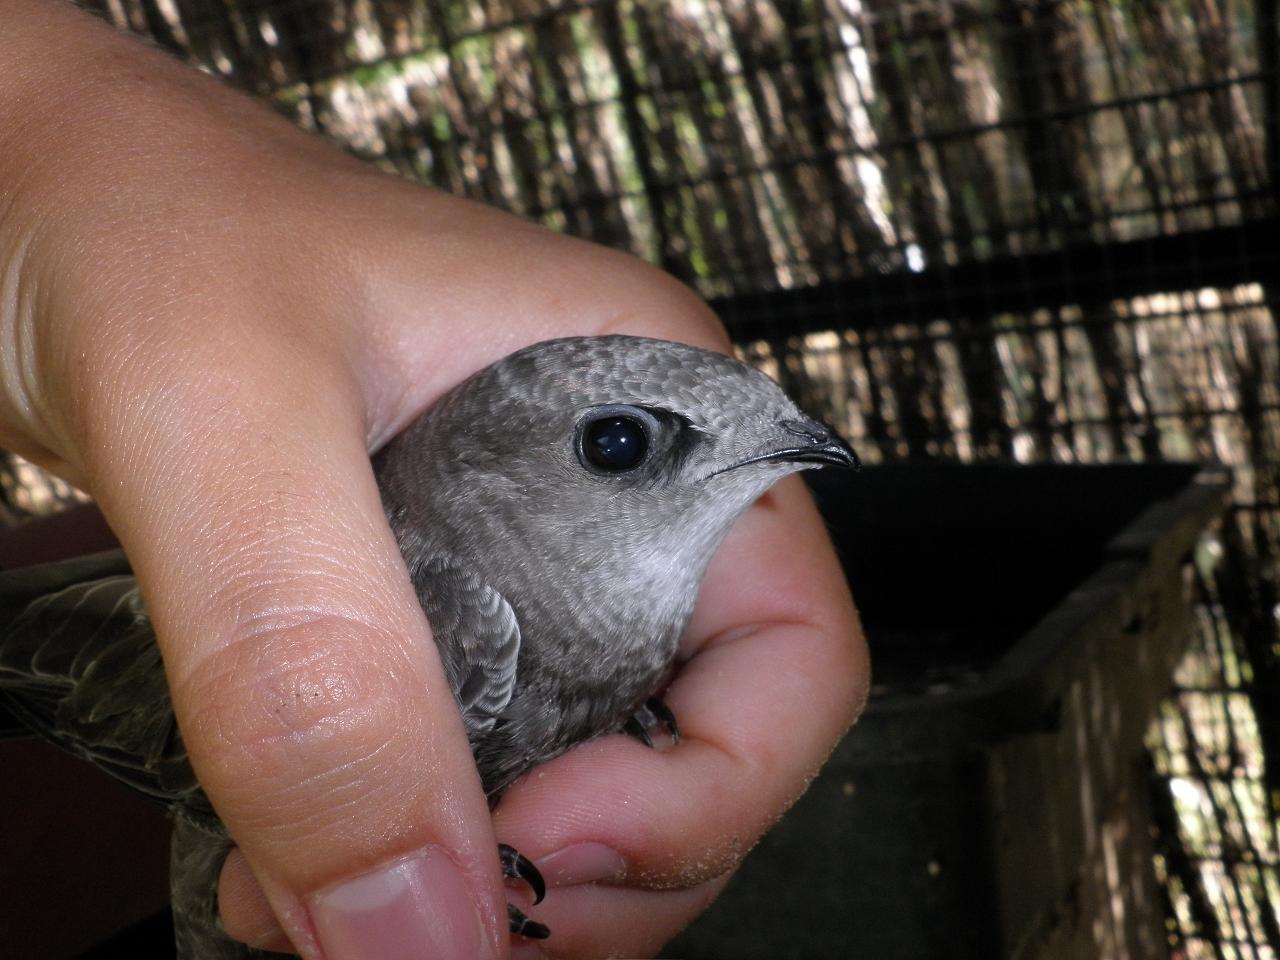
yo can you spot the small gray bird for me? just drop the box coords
[0,335,856,958]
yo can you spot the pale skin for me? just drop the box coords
[0,2,869,957]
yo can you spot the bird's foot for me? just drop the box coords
[625,696,680,749]
[499,842,546,904]
[500,842,551,939]
[508,902,551,940]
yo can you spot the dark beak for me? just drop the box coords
[772,418,860,469]
[782,440,860,469]
[707,418,860,478]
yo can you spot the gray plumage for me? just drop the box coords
[0,335,856,958]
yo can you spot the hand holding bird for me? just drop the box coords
[1,336,857,955]
[0,6,868,956]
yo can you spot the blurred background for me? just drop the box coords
[4,1,1279,957]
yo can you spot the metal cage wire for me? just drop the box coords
[13,1,1273,956]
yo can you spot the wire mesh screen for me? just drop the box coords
[58,0,1280,956]
[84,0,1276,294]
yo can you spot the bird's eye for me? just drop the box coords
[582,415,649,472]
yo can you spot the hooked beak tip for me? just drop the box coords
[780,419,860,470]
[806,440,861,470]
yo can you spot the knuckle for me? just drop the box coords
[176,615,423,817]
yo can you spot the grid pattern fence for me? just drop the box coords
[17,1,1280,955]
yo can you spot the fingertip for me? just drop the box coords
[218,848,292,952]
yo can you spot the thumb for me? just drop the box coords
[0,8,529,953]
[83,338,507,959]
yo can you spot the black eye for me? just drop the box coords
[583,415,649,472]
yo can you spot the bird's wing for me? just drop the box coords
[412,555,522,738]
[0,549,204,810]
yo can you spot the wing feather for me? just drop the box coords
[0,549,521,806]
[412,555,521,739]
[0,550,203,809]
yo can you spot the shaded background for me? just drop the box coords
[5,0,1279,956]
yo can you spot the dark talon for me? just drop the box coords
[508,902,551,940]
[625,696,680,748]
[647,697,680,744]
[624,714,654,748]
[499,842,546,904]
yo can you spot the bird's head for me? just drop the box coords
[380,336,856,583]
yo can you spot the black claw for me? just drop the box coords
[647,697,680,744]
[508,902,551,940]
[499,842,546,905]
[626,696,680,748]
[624,714,654,748]
[500,844,550,940]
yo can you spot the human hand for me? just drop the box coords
[0,3,868,958]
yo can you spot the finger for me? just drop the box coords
[505,879,728,960]
[492,476,867,897]
[221,846,730,960]
[218,848,292,953]
[67,327,508,960]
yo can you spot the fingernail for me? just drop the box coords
[308,848,489,960]
[535,843,627,887]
